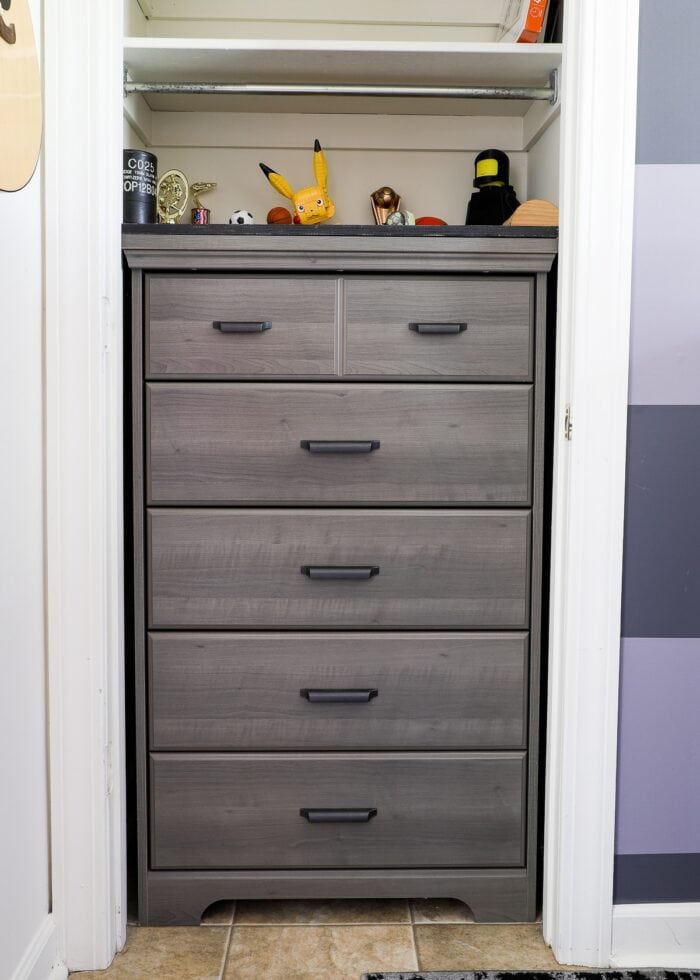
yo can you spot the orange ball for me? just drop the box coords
[415,216,448,226]
[267,206,293,225]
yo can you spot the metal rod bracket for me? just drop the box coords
[549,68,560,107]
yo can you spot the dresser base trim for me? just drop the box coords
[141,868,533,926]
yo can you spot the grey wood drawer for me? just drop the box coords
[345,277,533,380]
[147,509,531,629]
[150,752,526,870]
[149,632,528,751]
[146,383,532,506]
[146,275,336,378]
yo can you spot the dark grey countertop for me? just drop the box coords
[122,223,558,239]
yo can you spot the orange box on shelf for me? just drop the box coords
[499,0,550,44]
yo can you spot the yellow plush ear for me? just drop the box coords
[312,139,329,195]
[259,163,295,202]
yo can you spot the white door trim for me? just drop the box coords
[8,915,67,980]
[43,0,126,971]
[611,904,700,969]
[542,0,640,967]
[43,1,640,971]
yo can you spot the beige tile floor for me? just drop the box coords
[73,898,573,979]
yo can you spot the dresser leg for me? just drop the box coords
[143,878,233,926]
[450,892,533,924]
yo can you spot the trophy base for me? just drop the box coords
[191,207,211,226]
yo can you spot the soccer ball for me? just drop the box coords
[229,210,254,225]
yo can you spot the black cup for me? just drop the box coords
[123,149,158,223]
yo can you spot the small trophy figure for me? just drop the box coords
[191,181,217,225]
[370,186,401,225]
[157,170,189,224]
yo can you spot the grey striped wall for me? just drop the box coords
[614,0,700,904]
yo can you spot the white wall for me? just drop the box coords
[0,0,52,976]
[129,0,510,41]
[124,119,145,150]
[133,111,529,225]
[151,143,529,225]
[125,0,147,36]
[527,115,561,203]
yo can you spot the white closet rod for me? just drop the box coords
[123,75,559,104]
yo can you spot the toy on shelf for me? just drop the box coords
[260,139,335,225]
[267,206,293,225]
[123,150,158,224]
[370,186,401,225]
[190,181,217,225]
[416,216,448,226]
[230,210,255,225]
[157,169,189,224]
[385,210,415,226]
[504,199,559,226]
[465,149,520,226]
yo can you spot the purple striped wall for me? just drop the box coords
[616,640,700,856]
[615,0,700,903]
[628,167,700,406]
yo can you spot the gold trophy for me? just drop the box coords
[191,181,217,225]
[370,186,401,225]
[157,169,189,224]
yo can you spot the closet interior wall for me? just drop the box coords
[122,1,561,223]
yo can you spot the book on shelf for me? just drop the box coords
[499,0,551,43]
[544,0,563,43]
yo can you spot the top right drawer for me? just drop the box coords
[345,277,533,381]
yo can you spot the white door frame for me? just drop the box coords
[43,0,126,971]
[42,0,639,970]
[542,0,639,966]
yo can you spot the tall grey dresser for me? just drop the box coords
[123,226,558,926]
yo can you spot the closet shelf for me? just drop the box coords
[123,38,562,115]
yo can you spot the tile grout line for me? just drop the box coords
[408,897,418,970]
[217,920,500,927]
[219,920,234,980]
[408,902,422,973]
[225,920,414,928]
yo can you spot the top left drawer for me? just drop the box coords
[146,275,336,378]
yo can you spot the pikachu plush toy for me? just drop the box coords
[260,140,335,225]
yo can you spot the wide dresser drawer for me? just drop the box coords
[146,275,336,378]
[345,277,533,380]
[147,509,531,629]
[149,632,528,751]
[147,383,532,505]
[150,752,526,870]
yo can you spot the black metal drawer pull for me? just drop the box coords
[408,322,467,335]
[301,565,380,581]
[300,440,380,454]
[213,320,272,333]
[300,688,379,703]
[300,808,378,824]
